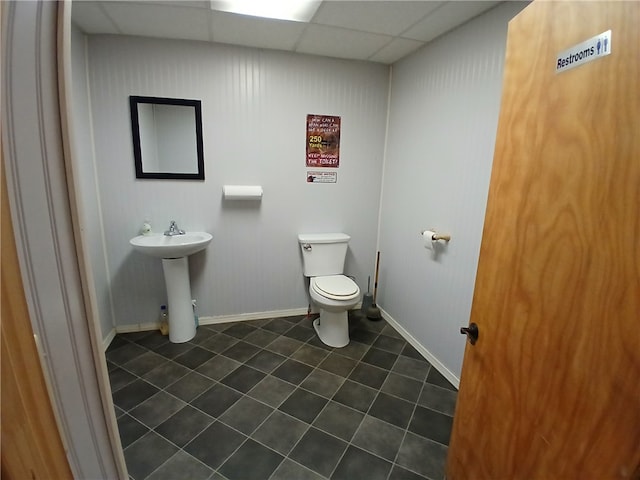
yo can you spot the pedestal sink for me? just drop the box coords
[130,232,212,343]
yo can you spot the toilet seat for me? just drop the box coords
[312,275,359,301]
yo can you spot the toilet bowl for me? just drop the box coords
[298,232,360,348]
[309,275,360,347]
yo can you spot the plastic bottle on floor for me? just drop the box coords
[159,304,169,335]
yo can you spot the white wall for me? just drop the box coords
[84,36,389,328]
[70,26,115,339]
[74,2,526,379]
[378,2,526,379]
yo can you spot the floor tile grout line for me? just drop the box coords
[111,314,450,480]
[115,354,194,388]
[122,424,212,479]
[111,336,245,437]
[386,366,450,480]
[134,445,190,480]
[306,346,403,478]
[117,335,445,433]
[266,456,330,480]
[210,358,350,480]
[176,354,332,453]
[209,432,262,479]
[181,359,439,461]
[247,339,354,478]
[114,339,450,438]
[393,376,428,464]
[258,411,315,477]
[112,318,413,379]
[119,360,448,447]
[112,354,216,415]
[358,345,430,479]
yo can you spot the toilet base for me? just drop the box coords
[313,310,349,348]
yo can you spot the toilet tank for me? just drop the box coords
[298,233,351,277]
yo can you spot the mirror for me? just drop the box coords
[129,96,205,180]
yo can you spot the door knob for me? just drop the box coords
[460,323,479,345]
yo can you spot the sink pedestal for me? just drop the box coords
[129,231,211,343]
[162,257,196,343]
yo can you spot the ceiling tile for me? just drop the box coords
[71,2,121,34]
[311,1,443,36]
[210,12,307,51]
[296,24,392,61]
[368,37,425,64]
[403,1,500,42]
[102,3,210,42]
[71,1,503,64]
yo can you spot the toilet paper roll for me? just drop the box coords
[422,230,436,250]
[223,185,263,200]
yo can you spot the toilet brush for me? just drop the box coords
[367,251,382,321]
[361,276,373,315]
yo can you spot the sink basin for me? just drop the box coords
[130,232,212,258]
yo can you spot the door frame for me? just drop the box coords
[2,1,125,477]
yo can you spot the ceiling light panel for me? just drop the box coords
[211,0,321,22]
[210,11,307,50]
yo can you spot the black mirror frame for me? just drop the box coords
[129,95,205,180]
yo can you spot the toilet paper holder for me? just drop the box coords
[420,230,451,242]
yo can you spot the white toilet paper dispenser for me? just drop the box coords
[420,230,451,242]
[222,185,263,200]
[420,229,451,250]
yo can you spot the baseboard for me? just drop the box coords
[380,307,460,389]
[110,308,310,334]
[102,328,116,351]
[115,322,160,334]
[199,307,310,325]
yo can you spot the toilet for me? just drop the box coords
[298,233,360,348]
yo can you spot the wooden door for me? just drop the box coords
[447,1,640,479]
[1,148,73,478]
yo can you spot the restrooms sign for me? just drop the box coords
[556,30,612,73]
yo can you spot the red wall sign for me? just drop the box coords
[306,114,341,168]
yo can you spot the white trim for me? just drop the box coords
[113,306,375,333]
[110,310,309,335]
[115,323,161,334]
[102,329,116,351]
[57,3,127,477]
[199,307,310,325]
[381,307,460,389]
[2,3,121,477]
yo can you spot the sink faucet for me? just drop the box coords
[164,220,185,236]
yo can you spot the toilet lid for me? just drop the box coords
[313,275,359,300]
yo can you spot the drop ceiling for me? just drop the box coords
[71,1,502,64]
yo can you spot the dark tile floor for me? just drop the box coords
[107,312,458,480]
